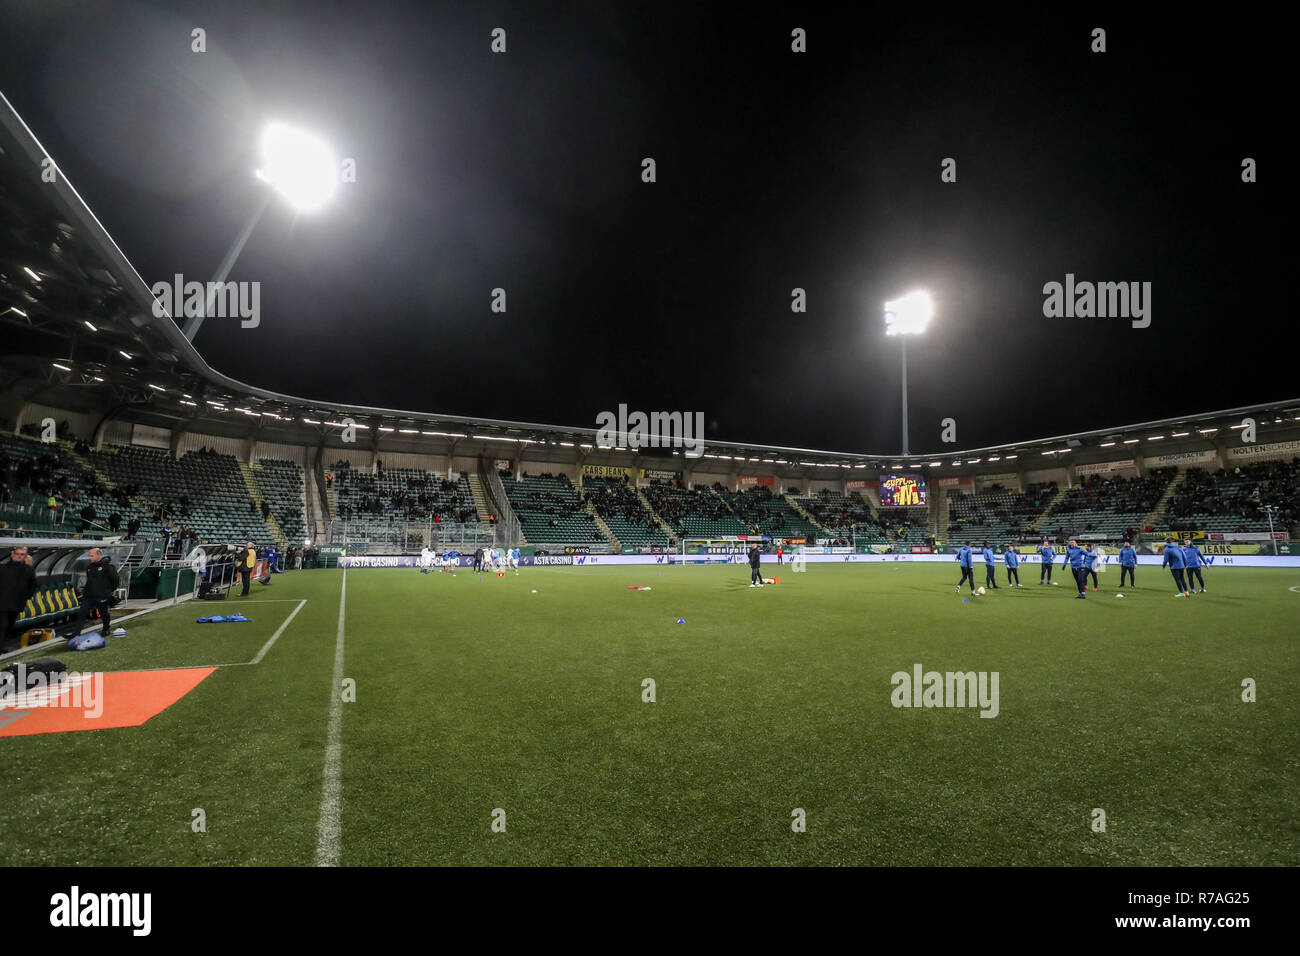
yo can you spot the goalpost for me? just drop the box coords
[790,543,807,572]
[676,537,749,565]
[673,536,807,572]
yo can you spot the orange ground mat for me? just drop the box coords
[0,667,216,737]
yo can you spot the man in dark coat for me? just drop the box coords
[1,545,38,652]
[73,547,120,637]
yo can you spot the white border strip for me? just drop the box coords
[314,570,347,866]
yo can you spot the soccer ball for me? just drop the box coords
[977,586,986,596]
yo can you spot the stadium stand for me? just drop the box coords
[1,433,134,539]
[791,489,892,543]
[331,462,477,522]
[1041,469,1175,537]
[501,473,609,545]
[1163,459,1300,533]
[253,459,307,544]
[86,444,280,548]
[642,481,749,538]
[946,482,1058,541]
[717,486,821,537]
[581,476,671,547]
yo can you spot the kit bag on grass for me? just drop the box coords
[1,657,68,691]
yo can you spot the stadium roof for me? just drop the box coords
[3,90,1299,477]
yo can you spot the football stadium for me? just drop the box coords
[0,3,1292,917]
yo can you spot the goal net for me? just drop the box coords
[675,537,751,565]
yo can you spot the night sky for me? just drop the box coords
[0,2,1281,454]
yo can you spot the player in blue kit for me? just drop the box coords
[1037,538,1057,585]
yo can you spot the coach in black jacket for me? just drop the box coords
[73,547,120,637]
[1,545,38,652]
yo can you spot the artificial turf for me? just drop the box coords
[2,562,1296,866]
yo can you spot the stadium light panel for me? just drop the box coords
[84,320,97,331]
[1100,441,1116,447]
[23,266,41,282]
[929,461,941,466]
[884,291,933,336]
[119,350,132,359]
[1005,455,1017,460]
[1147,435,1164,440]
[52,362,71,371]
[256,123,338,212]
[1171,431,1189,437]
[1124,439,1139,444]
[7,307,27,317]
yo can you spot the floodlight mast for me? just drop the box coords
[183,123,337,343]
[884,291,933,458]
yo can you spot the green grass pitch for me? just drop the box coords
[2,562,1296,866]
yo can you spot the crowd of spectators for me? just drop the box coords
[332,460,476,522]
[582,477,662,535]
[1165,460,1300,531]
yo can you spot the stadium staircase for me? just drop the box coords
[1141,470,1187,530]
[634,485,679,544]
[934,489,952,545]
[237,461,288,549]
[1027,488,1068,534]
[783,494,830,537]
[56,439,153,528]
[710,485,756,532]
[466,473,493,522]
[582,499,619,547]
[58,440,126,500]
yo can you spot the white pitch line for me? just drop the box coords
[249,599,307,664]
[314,569,347,867]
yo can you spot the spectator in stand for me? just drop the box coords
[108,512,122,533]
[126,516,141,540]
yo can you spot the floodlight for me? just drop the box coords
[256,123,338,212]
[884,291,933,336]
[883,290,934,456]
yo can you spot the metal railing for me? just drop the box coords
[323,517,502,553]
